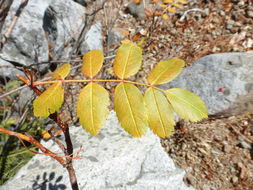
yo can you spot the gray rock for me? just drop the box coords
[126,2,146,18]
[80,22,103,53]
[0,0,85,69]
[0,112,194,190]
[0,58,24,80]
[160,53,253,115]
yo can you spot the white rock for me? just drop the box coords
[0,112,194,190]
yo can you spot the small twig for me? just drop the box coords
[0,85,27,99]
[179,8,206,21]
[0,127,66,165]
[0,0,29,50]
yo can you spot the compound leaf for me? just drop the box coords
[82,50,104,78]
[114,83,147,137]
[77,83,109,135]
[144,88,175,138]
[147,59,185,85]
[53,63,71,79]
[33,82,64,117]
[165,88,208,122]
[113,42,142,79]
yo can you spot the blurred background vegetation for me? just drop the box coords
[0,80,45,185]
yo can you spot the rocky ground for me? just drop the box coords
[162,113,253,190]
[0,0,252,189]
[96,0,253,190]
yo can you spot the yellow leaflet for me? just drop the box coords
[165,88,208,122]
[41,130,51,140]
[114,83,147,137]
[163,0,173,3]
[53,63,71,79]
[76,83,109,135]
[33,82,64,117]
[162,14,169,20]
[144,88,175,138]
[172,3,183,9]
[113,42,142,79]
[167,7,176,13]
[82,49,104,78]
[178,0,187,4]
[147,58,185,85]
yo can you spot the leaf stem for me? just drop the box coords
[33,79,166,93]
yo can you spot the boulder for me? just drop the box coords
[0,58,24,80]
[160,53,253,115]
[0,0,103,77]
[0,112,194,190]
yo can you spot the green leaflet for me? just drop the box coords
[165,88,208,122]
[82,50,104,78]
[33,82,64,117]
[144,88,175,138]
[114,83,147,137]
[53,63,71,80]
[147,59,185,85]
[113,42,142,79]
[76,83,110,135]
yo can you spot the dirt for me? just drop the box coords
[162,113,253,190]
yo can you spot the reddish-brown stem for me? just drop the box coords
[16,74,79,190]
[0,128,65,165]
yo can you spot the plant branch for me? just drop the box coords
[17,74,79,190]
[0,128,66,165]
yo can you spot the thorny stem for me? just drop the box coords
[33,79,166,93]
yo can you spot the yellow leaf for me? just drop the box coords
[167,7,176,13]
[53,63,71,79]
[172,3,183,9]
[82,50,104,78]
[76,83,110,135]
[178,0,187,4]
[113,42,142,79]
[162,14,169,20]
[147,58,185,85]
[165,88,208,122]
[163,0,173,3]
[159,3,167,7]
[33,82,64,117]
[114,83,147,137]
[41,130,51,140]
[144,88,175,138]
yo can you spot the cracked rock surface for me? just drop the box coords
[0,112,194,190]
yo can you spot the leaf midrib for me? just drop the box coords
[121,44,133,79]
[122,84,140,136]
[167,90,206,117]
[90,83,95,134]
[150,62,179,85]
[151,89,166,137]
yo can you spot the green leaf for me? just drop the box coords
[165,88,208,122]
[147,59,185,85]
[114,83,147,137]
[113,42,142,79]
[76,83,110,135]
[144,88,175,138]
[53,63,71,79]
[33,82,64,117]
[82,49,104,78]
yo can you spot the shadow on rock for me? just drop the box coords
[32,172,66,190]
